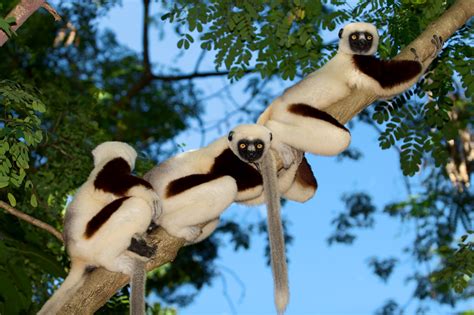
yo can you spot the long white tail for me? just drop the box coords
[260,151,289,315]
[130,259,146,315]
[38,260,86,315]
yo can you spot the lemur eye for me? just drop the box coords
[256,143,263,149]
[239,143,246,149]
[367,35,373,40]
[351,34,357,40]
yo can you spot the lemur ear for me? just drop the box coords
[228,131,234,141]
[269,133,273,141]
[338,28,344,39]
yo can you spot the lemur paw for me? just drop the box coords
[272,141,298,169]
[169,226,202,242]
[410,47,420,62]
[128,237,157,258]
[430,34,443,58]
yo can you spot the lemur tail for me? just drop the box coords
[130,259,147,315]
[38,260,87,315]
[260,150,289,315]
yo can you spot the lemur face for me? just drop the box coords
[348,31,374,54]
[338,22,379,56]
[237,139,265,163]
[227,124,272,164]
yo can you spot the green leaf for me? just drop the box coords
[7,193,16,207]
[30,194,37,208]
[4,17,16,24]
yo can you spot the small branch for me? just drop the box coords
[142,0,151,73]
[41,2,61,21]
[0,0,61,47]
[114,69,255,109]
[152,69,254,82]
[0,200,63,242]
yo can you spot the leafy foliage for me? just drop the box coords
[162,0,344,80]
[431,232,474,294]
[328,193,376,245]
[0,81,45,206]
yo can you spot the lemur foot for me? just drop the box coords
[128,237,157,258]
[167,226,202,242]
[430,34,443,58]
[272,141,298,169]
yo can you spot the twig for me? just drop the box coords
[41,2,61,21]
[0,200,63,242]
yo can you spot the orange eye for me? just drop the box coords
[257,144,263,149]
[239,143,246,149]
[351,34,357,40]
[367,35,373,40]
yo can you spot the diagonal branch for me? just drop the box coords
[0,0,60,46]
[44,0,473,313]
[0,200,64,242]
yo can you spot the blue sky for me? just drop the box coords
[99,2,472,314]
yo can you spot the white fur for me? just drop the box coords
[39,141,159,315]
[144,124,316,243]
[258,22,426,156]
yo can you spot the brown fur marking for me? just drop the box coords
[94,157,153,195]
[166,149,262,197]
[352,55,422,88]
[84,196,130,238]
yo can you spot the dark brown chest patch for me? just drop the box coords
[288,103,348,131]
[295,156,318,189]
[352,55,422,88]
[166,148,263,198]
[84,196,130,239]
[94,158,153,195]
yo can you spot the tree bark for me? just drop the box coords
[0,0,45,46]
[47,0,473,313]
[57,228,186,314]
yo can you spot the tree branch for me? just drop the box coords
[57,228,186,314]
[43,0,473,313]
[0,0,61,47]
[0,200,63,242]
[114,69,255,109]
[152,69,255,81]
[142,0,151,74]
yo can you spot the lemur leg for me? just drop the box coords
[90,197,153,275]
[128,186,162,223]
[265,118,350,156]
[283,156,318,202]
[159,176,238,242]
[189,219,220,244]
